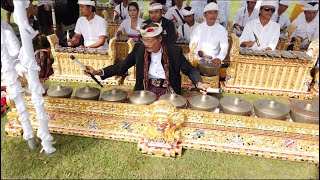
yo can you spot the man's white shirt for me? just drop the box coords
[149,47,165,79]
[74,14,109,49]
[165,5,185,28]
[113,3,129,20]
[233,6,259,35]
[239,18,280,50]
[271,11,291,39]
[177,22,199,42]
[292,12,319,49]
[190,21,229,61]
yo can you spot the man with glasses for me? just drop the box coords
[239,1,280,50]
[143,2,177,44]
[84,23,210,97]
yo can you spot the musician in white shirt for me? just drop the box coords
[271,0,291,39]
[165,0,185,28]
[239,1,280,51]
[233,0,259,36]
[292,2,319,49]
[177,6,199,42]
[68,0,108,49]
[113,0,130,21]
[116,2,144,39]
[190,2,229,65]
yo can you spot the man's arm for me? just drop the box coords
[68,33,81,47]
[86,35,106,48]
[266,24,280,50]
[239,23,255,48]
[216,28,229,61]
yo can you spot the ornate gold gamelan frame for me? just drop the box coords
[5,96,319,164]
[222,34,319,99]
[47,35,121,85]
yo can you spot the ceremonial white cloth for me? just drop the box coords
[239,18,280,50]
[74,14,108,49]
[177,22,199,42]
[292,12,319,49]
[114,2,130,20]
[117,18,144,37]
[165,5,185,28]
[1,20,27,78]
[190,22,229,61]
[233,6,259,35]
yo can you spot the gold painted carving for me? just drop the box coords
[143,101,185,143]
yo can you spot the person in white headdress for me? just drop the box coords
[233,0,259,36]
[239,1,280,50]
[190,2,229,65]
[164,0,185,28]
[271,0,291,39]
[177,6,199,42]
[68,0,108,49]
[292,2,319,49]
[85,22,210,97]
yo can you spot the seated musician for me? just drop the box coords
[84,23,210,97]
[177,6,199,43]
[233,0,259,36]
[189,2,229,65]
[115,2,144,40]
[239,1,280,51]
[67,0,108,49]
[143,2,177,44]
[113,0,130,21]
[164,0,185,28]
[291,2,319,50]
[271,1,291,39]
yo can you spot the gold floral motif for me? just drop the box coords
[143,100,185,143]
[6,97,318,162]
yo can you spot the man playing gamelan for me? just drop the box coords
[239,1,280,51]
[67,0,108,49]
[292,2,319,50]
[233,0,259,36]
[177,6,199,42]
[271,0,291,39]
[84,23,210,97]
[189,2,229,66]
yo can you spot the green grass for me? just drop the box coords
[2,1,319,179]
